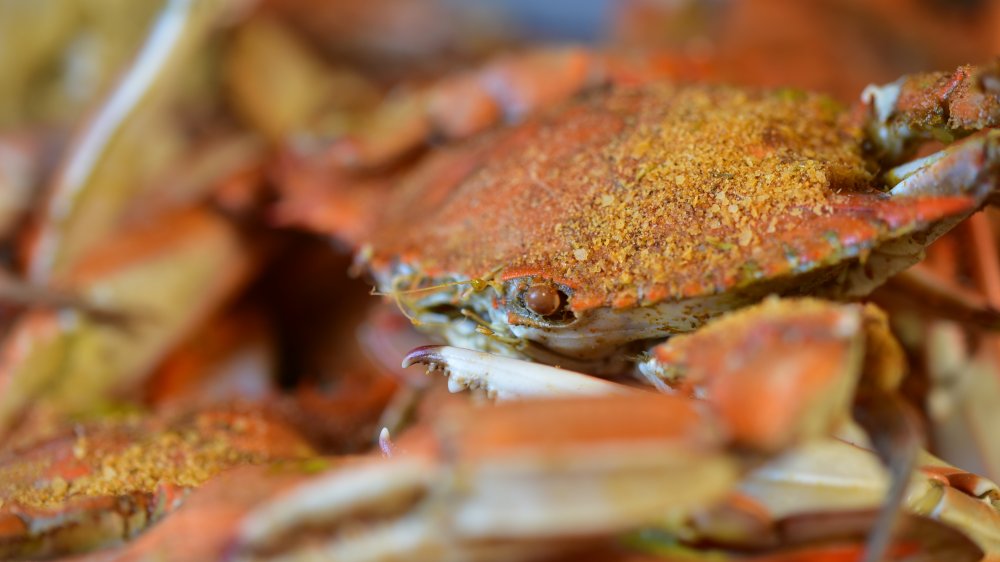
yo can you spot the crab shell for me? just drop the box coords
[0,407,312,560]
[361,74,999,369]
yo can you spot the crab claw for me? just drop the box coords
[642,298,883,452]
[689,433,1000,556]
[915,459,1000,554]
[406,299,905,455]
[402,345,633,400]
[886,129,1000,201]
[643,298,917,562]
[862,59,1000,162]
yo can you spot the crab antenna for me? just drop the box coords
[376,276,466,329]
[372,266,508,329]
[370,265,504,299]
[370,278,472,297]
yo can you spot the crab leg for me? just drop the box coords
[235,456,441,552]
[693,439,1000,556]
[751,454,1000,559]
[327,48,604,170]
[0,208,258,436]
[230,395,737,562]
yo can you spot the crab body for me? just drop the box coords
[361,64,1000,370]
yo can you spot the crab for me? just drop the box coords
[342,56,1000,374]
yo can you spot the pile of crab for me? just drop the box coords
[2,1,1000,561]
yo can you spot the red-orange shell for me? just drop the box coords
[366,83,977,311]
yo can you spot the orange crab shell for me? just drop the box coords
[363,83,982,313]
[0,407,313,559]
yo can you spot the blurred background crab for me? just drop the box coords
[2,0,1000,561]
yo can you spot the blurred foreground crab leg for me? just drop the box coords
[230,394,738,562]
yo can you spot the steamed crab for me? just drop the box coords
[342,56,1000,374]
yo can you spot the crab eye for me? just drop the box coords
[524,283,566,317]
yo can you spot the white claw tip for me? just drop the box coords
[378,427,394,458]
[447,377,466,393]
[861,80,903,124]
